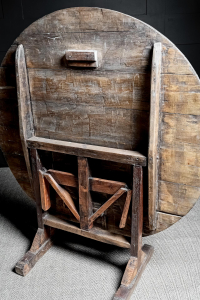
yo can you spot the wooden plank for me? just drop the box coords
[159,180,200,216]
[148,42,162,231]
[15,44,34,185]
[15,25,193,75]
[162,74,200,93]
[131,166,143,259]
[28,69,150,150]
[160,146,200,186]
[27,136,146,166]
[28,69,150,107]
[162,92,200,115]
[18,7,143,34]
[119,190,132,229]
[16,32,156,72]
[38,170,51,211]
[48,169,127,194]
[162,45,194,75]
[78,157,93,230]
[44,172,80,222]
[43,213,130,249]
[89,188,126,225]
[156,211,181,233]
[161,113,200,147]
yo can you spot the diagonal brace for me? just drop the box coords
[88,187,126,226]
[43,172,80,222]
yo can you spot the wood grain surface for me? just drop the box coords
[0,7,199,235]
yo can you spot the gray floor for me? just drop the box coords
[0,167,200,300]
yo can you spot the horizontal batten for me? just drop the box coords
[27,136,146,166]
[43,213,130,248]
[48,169,127,194]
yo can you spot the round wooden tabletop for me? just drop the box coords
[0,7,199,235]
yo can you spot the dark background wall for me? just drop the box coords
[0,0,200,167]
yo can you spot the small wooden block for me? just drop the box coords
[66,50,98,67]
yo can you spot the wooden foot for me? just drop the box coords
[15,227,54,276]
[113,244,154,300]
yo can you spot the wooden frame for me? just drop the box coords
[14,44,154,300]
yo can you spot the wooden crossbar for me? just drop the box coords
[47,169,127,194]
[43,213,130,249]
[27,136,146,166]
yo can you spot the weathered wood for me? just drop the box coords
[44,172,80,222]
[113,244,154,300]
[43,213,130,248]
[48,169,78,187]
[28,69,150,108]
[161,113,200,147]
[156,211,181,233]
[39,170,51,211]
[119,190,132,229]
[15,44,34,185]
[1,7,199,234]
[131,166,143,259]
[121,256,138,287]
[28,69,150,151]
[89,188,126,226]
[162,92,200,115]
[160,146,200,186]
[27,136,146,166]
[66,50,98,67]
[29,149,43,229]
[159,180,200,216]
[162,45,194,75]
[16,7,152,34]
[162,74,200,93]
[48,169,127,194]
[148,42,162,231]
[15,227,53,276]
[90,177,127,194]
[78,157,93,230]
